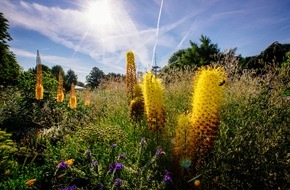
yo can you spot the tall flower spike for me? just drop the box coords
[70,84,77,109]
[142,72,165,131]
[126,51,137,102]
[174,66,227,166]
[35,50,43,100]
[84,88,90,106]
[130,83,144,121]
[57,72,64,102]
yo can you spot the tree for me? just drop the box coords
[198,35,219,65]
[51,65,65,79]
[64,69,78,92]
[86,67,104,89]
[0,13,21,86]
[166,35,220,69]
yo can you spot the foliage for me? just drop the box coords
[64,69,78,92]
[86,67,105,89]
[51,65,65,80]
[167,35,219,69]
[0,130,18,179]
[0,13,21,87]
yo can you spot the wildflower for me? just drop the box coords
[91,160,98,167]
[84,88,91,106]
[57,72,64,102]
[174,66,227,166]
[126,51,137,101]
[57,162,69,169]
[25,178,36,186]
[85,149,92,158]
[35,84,44,100]
[35,52,44,100]
[156,147,164,156]
[69,84,77,109]
[115,163,123,171]
[111,143,117,149]
[194,179,201,187]
[130,84,144,121]
[118,153,125,159]
[142,72,166,131]
[58,184,77,190]
[97,183,104,189]
[64,159,74,166]
[114,178,122,188]
[164,170,172,183]
[140,137,146,144]
[109,163,115,173]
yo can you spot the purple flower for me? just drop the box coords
[156,148,163,156]
[114,178,122,188]
[97,183,104,189]
[140,137,146,144]
[118,153,125,159]
[57,161,69,169]
[109,163,123,173]
[111,144,117,149]
[164,170,172,183]
[91,160,98,167]
[58,184,77,190]
[115,163,123,171]
[109,163,115,173]
[85,149,91,157]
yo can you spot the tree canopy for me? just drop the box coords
[167,35,219,69]
[64,69,78,92]
[0,13,21,86]
[86,67,105,89]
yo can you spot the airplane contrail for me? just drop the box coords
[151,0,164,67]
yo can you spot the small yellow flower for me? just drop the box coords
[25,178,36,186]
[64,159,74,166]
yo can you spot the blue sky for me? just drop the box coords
[1,0,290,82]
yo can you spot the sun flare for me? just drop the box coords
[84,0,114,27]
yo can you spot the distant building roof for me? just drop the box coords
[75,85,86,90]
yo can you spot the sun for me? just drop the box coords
[84,0,114,27]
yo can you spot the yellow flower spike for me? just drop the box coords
[126,51,137,101]
[64,159,74,166]
[57,72,64,102]
[70,84,77,109]
[85,88,91,106]
[142,72,165,131]
[174,66,227,167]
[35,63,43,100]
[25,178,37,187]
[130,84,144,121]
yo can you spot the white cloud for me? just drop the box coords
[1,0,156,68]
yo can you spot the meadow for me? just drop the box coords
[0,61,290,190]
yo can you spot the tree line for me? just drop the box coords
[164,35,290,72]
[1,11,290,90]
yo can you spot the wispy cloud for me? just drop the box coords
[11,47,91,74]
[1,0,156,69]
